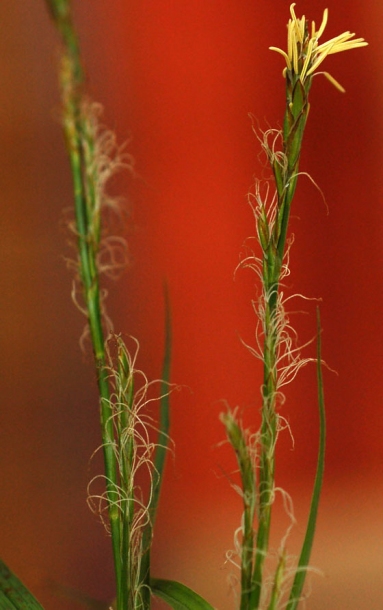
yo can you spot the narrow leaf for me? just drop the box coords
[286,308,326,610]
[152,280,173,523]
[45,0,69,21]
[0,560,44,610]
[151,579,214,610]
[138,283,173,609]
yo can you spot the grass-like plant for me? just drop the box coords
[0,3,367,610]
[221,6,367,608]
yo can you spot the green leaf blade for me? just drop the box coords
[150,579,214,610]
[0,560,44,610]
[286,308,326,610]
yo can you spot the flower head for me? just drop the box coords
[270,3,368,92]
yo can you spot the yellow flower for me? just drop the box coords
[270,3,368,92]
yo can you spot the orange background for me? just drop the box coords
[1,1,382,608]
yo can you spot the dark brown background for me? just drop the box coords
[1,1,382,608]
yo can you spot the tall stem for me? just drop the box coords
[250,71,311,608]
[46,1,122,599]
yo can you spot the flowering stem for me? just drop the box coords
[249,3,367,603]
[221,411,256,610]
[250,67,311,608]
[45,0,122,601]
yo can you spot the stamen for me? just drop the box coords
[287,19,294,62]
[294,16,304,44]
[291,28,299,73]
[321,71,346,92]
[300,38,314,82]
[326,39,369,54]
[299,15,306,43]
[269,46,292,70]
[315,8,328,39]
[316,31,355,52]
[289,3,297,22]
[306,42,335,76]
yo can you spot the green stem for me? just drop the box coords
[250,289,278,609]
[221,411,256,610]
[250,73,311,609]
[45,0,122,598]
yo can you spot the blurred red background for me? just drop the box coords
[1,1,382,608]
